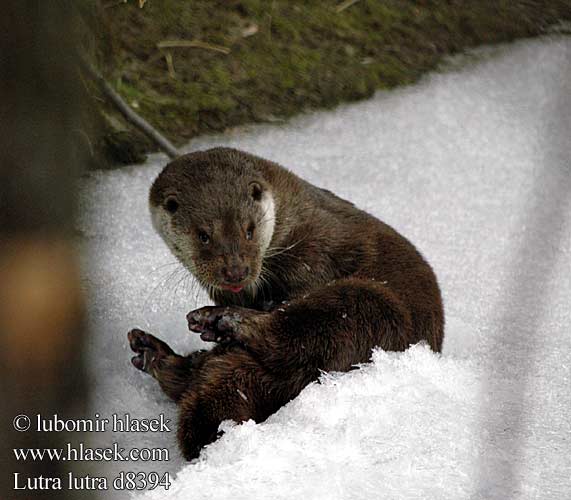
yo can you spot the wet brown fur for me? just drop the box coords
[129,147,444,460]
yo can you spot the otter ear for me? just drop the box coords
[164,195,179,214]
[249,181,263,202]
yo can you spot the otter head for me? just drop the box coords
[148,148,275,295]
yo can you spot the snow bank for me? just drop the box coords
[79,36,571,499]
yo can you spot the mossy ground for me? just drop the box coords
[89,0,571,165]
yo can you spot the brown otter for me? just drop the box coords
[128,147,444,460]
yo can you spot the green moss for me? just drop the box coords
[91,0,571,164]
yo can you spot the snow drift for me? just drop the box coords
[79,36,571,500]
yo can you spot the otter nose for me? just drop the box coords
[222,265,249,283]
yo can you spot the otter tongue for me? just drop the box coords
[227,285,243,293]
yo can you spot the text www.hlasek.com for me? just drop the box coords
[14,442,169,462]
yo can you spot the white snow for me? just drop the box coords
[79,36,571,500]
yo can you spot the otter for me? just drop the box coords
[128,147,444,460]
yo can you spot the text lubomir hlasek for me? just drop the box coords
[34,413,172,433]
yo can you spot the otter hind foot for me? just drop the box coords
[128,328,198,402]
[128,328,174,375]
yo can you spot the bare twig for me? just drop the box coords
[157,39,231,55]
[103,0,146,8]
[164,51,176,79]
[79,57,179,159]
[335,0,361,13]
[241,23,259,38]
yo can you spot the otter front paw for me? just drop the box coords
[186,306,244,343]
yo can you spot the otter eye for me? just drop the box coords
[165,197,179,214]
[198,231,210,244]
[246,225,255,240]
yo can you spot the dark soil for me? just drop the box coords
[84,0,571,166]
